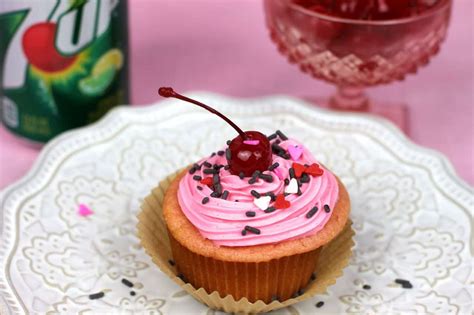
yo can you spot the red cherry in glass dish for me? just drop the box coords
[158,87,272,177]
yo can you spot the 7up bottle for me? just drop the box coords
[0,0,129,143]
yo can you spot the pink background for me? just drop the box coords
[0,0,473,189]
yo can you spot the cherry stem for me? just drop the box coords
[158,87,247,139]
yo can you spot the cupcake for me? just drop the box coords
[156,88,350,303]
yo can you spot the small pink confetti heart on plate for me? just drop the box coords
[78,204,93,217]
[243,140,260,145]
[288,145,303,161]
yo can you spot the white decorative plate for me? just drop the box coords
[0,93,472,315]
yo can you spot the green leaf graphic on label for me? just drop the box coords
[67,0,89,12]
[78,66,115,97]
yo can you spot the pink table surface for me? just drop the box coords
[0,0,473,190]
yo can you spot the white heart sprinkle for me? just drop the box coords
[253,196,272,210]
[285,178,299,194]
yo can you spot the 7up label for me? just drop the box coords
[0,0,129,143]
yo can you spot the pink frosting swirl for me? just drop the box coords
[177,139,339,247]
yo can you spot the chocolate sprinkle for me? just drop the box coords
[324,204,331,213]
[196,186,203,191]
[221,190,229,200]
[275,139,281,144]
[259,173,273,183]
[363,284,371,290]
[130,291,136,296]
[226,140,231,145]
[225,148,231,160]
[203,168,218,174]
[264,207,276,213]
[271,143,285,155]
[395,279,410,285]
[395,279,413,289]
[192,175,202,181]
[300,174,310,183]
[245,211,256,217]
[239,172,245,179]
[306,207,318,218]
[224,165,230,170]
[202,197,210,204]
[289,168,295,179]
[217,150,225,156]
[284,178,290,185]
[168,259,175,266]
[248,171,260,184]
[268,162,279,171]
[214,183,222,195]
[241,229,247,236]
[316,301,324,308]
[267,133,277,140]
[121,278,134,288]
[203,161,212,168]
[276,130,288,140]
[194,163,201,170]
[280,152,291,160]
[210,191,221,198]
[244,225,261,235]
[188,167,196,175]
[89,292,105,300]
[210,152,216,157]
[251,190,261,198]
[213,174,220,185]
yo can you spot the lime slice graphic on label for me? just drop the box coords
[78,65,116,97]
[92,49,123,77]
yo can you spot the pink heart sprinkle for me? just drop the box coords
[288,145,303,161]
[243,140,260,145]
[78,204,93,217]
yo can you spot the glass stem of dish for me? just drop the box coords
[329,86,370,112]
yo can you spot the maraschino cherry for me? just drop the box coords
[158,87,272,176]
